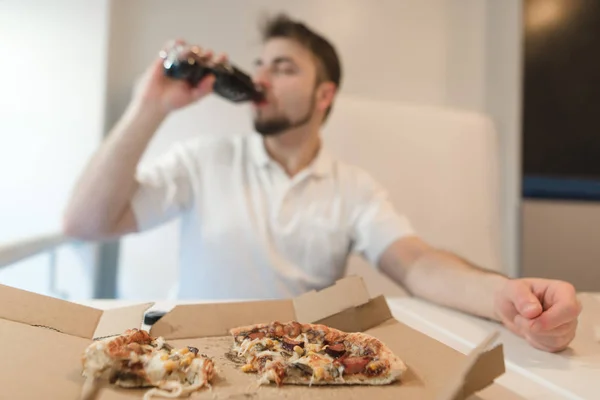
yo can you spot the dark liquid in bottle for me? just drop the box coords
[162,47,264,103]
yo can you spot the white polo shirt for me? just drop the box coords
[132,133,414,300]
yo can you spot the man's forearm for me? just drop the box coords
[402,249,507,321]
[63,102,167,238]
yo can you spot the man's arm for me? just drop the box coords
[378,236,582,352]
[378,236,507,321]
[62,103,166,240]
[63,44,218,240]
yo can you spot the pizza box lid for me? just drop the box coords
[0,283,152,399]
[0,276,507,400]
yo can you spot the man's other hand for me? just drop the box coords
[494,278,582,352]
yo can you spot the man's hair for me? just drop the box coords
[260,13,342,121]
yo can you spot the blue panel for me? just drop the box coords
[523,176,600,202]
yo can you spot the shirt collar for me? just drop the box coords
[248,133,332,178]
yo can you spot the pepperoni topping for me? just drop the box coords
[284,321,302,338]
[324,342,346,358]
[106,329,153,358]
[247,331,265,340]
[268,322,285,337]
[341,357,371,374]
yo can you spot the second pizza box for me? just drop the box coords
[0,276,506,399]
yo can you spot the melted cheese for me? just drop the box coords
[142,346,208,387]
[305,343,322,353]
[254,350,283,359]
[293,352,341,383]
[237,338,269,356]
[186,358,206,385]
[237,333,346,385]
[257,368,278,385]
[145,352,167,383]
[337,365,346,379]
[238,337,286,357]
[153,336,166,349]
[295,352,333,369]
[82,341,114,377]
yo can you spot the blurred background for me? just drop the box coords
[1,0,598,301]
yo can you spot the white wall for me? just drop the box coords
[104,0,522,299]
[0,0,109,298]
[484,1,523,277]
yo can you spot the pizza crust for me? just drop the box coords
[279,374,399,386]
[229,323,270,338]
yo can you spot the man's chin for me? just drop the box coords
[253,109,313,136]
[253,120,290,136]
[255,129,286,137]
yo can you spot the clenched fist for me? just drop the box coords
[494,278,582,352]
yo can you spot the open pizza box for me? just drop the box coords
[0,276,507,399]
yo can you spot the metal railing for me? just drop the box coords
[0,232,70,269]
[0,232,118,299]
[0,232,73,298]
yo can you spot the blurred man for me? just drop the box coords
[64,14,581,352]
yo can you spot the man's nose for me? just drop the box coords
[252,68,271,91]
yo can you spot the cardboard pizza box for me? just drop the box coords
[0,283,152,399]
[0,276,506,399]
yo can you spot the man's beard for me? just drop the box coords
[253,97,315,137]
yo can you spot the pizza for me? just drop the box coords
[81,328,214,399]
[229,321,407,386]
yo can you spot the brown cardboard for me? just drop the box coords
[150,299,296,339]
[434,332,501,400]
[0,276,505,400]
[0,282,103,338]
[0,284,152,399]
[468,384,528,400]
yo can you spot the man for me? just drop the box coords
[63,14,581,353]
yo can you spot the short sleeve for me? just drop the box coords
[350,171,415,267]
[131,143,195,232]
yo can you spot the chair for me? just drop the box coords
[322,95,503,297]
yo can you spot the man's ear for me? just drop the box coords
[315,81,337,112]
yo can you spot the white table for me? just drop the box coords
[78,295,600,400]
[387,296,599,400]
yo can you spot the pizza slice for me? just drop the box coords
[82,328,214,399]
[229,321,407,386]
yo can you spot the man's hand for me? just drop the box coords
[132,40,225,114]
[494,278,582,352]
